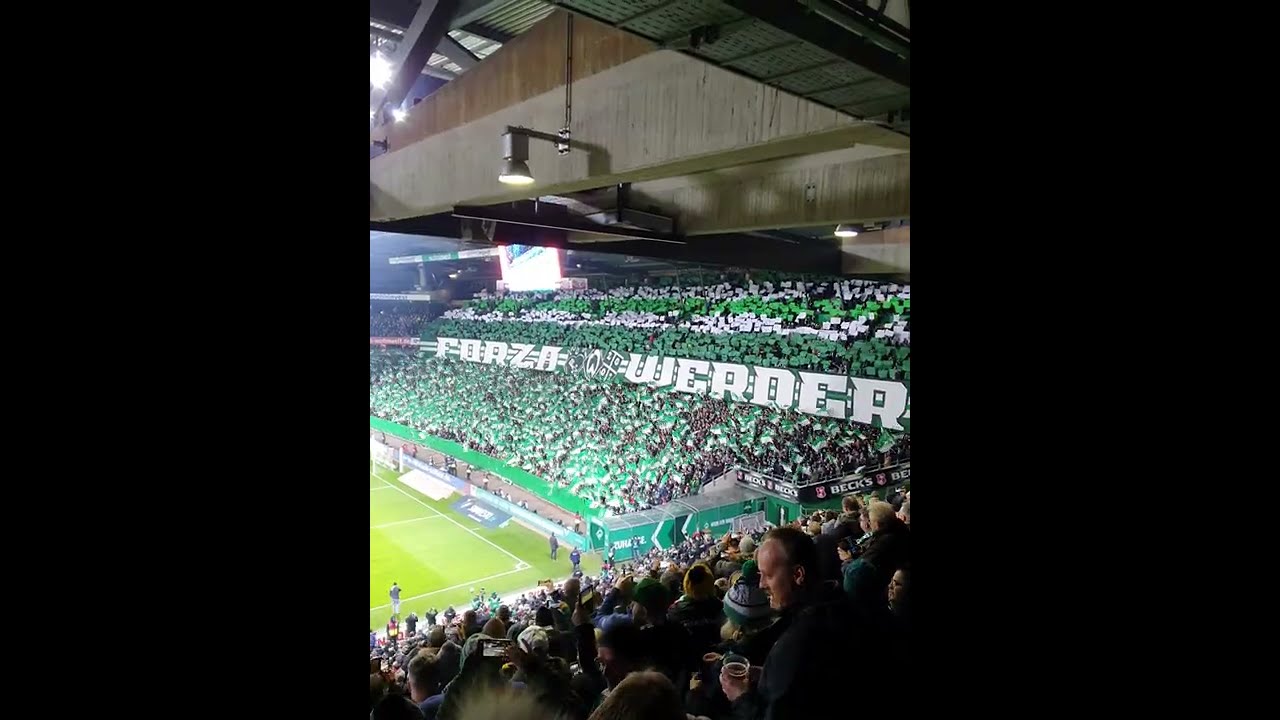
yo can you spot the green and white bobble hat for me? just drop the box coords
[723,560,771,627]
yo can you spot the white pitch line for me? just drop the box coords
[369,565,531,612]
[370,486,398,492]
[370,471,527,566]
[370,516,445,530]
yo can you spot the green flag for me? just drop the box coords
[875,428,896,452]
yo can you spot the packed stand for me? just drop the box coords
[372,303,435,338]
[431,276,910,379]
[371,351,909,515]
[370,491,911,720]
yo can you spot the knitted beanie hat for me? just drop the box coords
[722,560,771,628]
[682,563,716,601]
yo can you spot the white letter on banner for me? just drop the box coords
[435,337,459,359]
[534,345,562,372]
[748,366,798,409]
[675,359,711,395]
[623,354,676,386]
[797,372,849,419]
[623,353,656,383]
[482,341,509,366]
[848,377,909,430]
[459,339,483,363]
[511,343,536,369]
[710,362,750,402]
[652,356,676,386]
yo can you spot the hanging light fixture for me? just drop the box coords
[834,224,858,238]
[499,20,573,187]
[498,128,535,185]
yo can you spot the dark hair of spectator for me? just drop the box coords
[588,670,686,720]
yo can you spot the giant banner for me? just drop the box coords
[426,337,910,430]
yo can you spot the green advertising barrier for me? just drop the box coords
[370,417,600,519]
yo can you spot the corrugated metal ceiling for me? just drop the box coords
[547,0,909,132]
[468,0,557,37]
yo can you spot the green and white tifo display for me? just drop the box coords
[368,461,599,630]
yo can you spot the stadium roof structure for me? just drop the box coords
[370,1,910,277]
[600,483,765,533]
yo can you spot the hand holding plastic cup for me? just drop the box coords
[719,653,751,702]
[722,653,749,680]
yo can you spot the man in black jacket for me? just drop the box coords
[812,496,863,585]
[846,501,912,609]
[631,577,695,689]
[721,527,894,720]
[668,563,725,657]
[571,604,646,714]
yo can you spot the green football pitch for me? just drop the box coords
[369,463,600,630]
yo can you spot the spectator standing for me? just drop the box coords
[550,533,559,560]
[887,567,911,641]
[844,501,911,608]
[386,616,400,649]
[668,563,724,657]
[408,651,445,718]
[630,578,694,689]
[720,527,892,720]
[425,626,461,687]
[390,582,402,615]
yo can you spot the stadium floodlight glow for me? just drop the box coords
[498,157,535,185]
[448,272,459,278]
[392,108,407,123]
[370,53,393,89]
[498,126,571,186]
[834,224,858,238]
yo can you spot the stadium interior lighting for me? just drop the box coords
[392,108,407,123]
[370,53,393,89]
[498,158,535,185]
[498,126,571,186]
[834,224,858,238]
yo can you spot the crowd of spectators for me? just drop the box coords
[370,490,911,720]
[371,351,908,516]
[428,277,909,379]
[372,303,435,338]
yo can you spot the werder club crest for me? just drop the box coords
[567,349,626,380]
